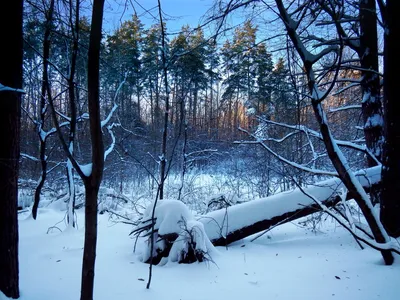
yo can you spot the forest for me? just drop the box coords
[0,0,399,299]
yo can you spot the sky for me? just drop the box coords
[103,0,216,34]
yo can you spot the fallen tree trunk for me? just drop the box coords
[199,166,381,247]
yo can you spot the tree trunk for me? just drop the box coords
[32,171,46,219]
[66,0,80,228]
[80,0,105,299]
[158,14,170,201]
[202,168,381,246]
[359,0,383,165]
[80,185,100,300]
[193,84,198,127]
[0,0,23,298]
[380,0,400,238]
[137,85,141,121]
[208,196,339,246]
[32,0,54,220]
[66,162,76,227]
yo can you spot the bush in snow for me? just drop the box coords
[131,199,215,265]
[169,218,214,263]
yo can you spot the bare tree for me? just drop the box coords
[316,0,383,204]
[205,0,395,265]
[317,0,383,165]
[65,0,81,228]
[45,0,106,298]
[158,0,170,201]
[31,0,55,220]
[273,0,393,265]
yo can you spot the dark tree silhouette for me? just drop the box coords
[380,0,400,238]
[0,0,23,298]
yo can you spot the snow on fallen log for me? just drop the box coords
[199,166,381,246]
[132,199,216,265]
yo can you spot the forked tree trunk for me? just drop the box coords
[0,0,23,298]
[32,0,55,219]
[43,1,105,299]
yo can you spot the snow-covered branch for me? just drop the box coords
[101,73,126,128]
[104,123,119,161]
[238,127,338,177]
[329,104,362,112]
[0,83,25,93]
[295,181,400,255]
[43,121,69,141]
[21,153,40,162]
[101,103,118,128]
[332,82,360,96]
[46,161,64,174]
[257,118,380,166]
[185,149,218,158]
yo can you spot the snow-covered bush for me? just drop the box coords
[169,218,214,263]
[132,199,215,265]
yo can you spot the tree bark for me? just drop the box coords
[380,0,400,238]
[80,185,101,300]
[66,0,80,228]
[80,0,105,299]
[0,0,23,298]
[159,10,170,201]
[359,0,383,165]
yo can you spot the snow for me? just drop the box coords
[365,114,384,129]
[79,163,92,177]
[329,104,362,112]
[79,112,89,120]
[21,153,39,162]
[16,208,400,300]
[168,219,216,263]
[246,107,256,115]
[142,199,193,236]
[200,166,381,242]
[101,103,118,128]
[362,91,371,103]
[39,128,46,142]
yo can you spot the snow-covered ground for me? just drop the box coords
[8,208,400,300]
